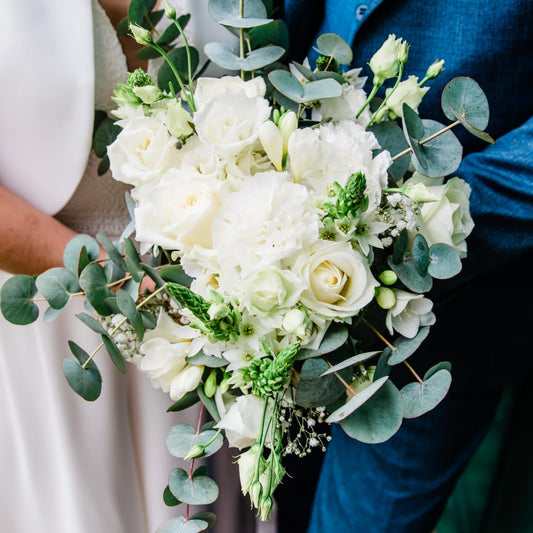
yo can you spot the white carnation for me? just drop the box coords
[194,76,267,108]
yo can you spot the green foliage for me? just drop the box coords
[124,238,144,282]
[387,254,433,293]
[340,381,403,443]
[198,386,221,422]
[169,467,219,505]
[0,275,39,325]
[296,324,348,360]
[315,33,353,65]
[63,341,102,401]
[208,0,271,28]
[204,42,284,72]
[369,121,410,181]
[167,390,200,412]
[320,350,381,376]
[102,335,127,373]
[35,268,80,310]
[158,516,210,533]
[79,263,115,316]
[158,46,200,91]
[428,243,462,279]
[186,351,229,368]
[268,69,342,104]
[116,288,145,340]
[388,326,430,365]
[412,233,431,276]
[166,423,224,459]
[96,233,127,271]
[62,235,100,276]
[163,485,181,507]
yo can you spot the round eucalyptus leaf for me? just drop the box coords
[290,61,313,80]
[43,306,64,323]
[296,324,348,360]
[166,424,224,459]
[316,33,353,65]
[241,46,285,71]
[302,78,342,102]
[326,376,389,423]
[208,0,269,27]
[187,351,229,368]
[425,360,452,379]
[441,76,489,130]
[401,367,452,419]
[391,229,408,265]
[169,468,219,505]
[102,335,126,373]
[163,485,180,507]
[308,69,346,84]
[167,389,200,413]
[412,120,463,178]
[62,358,102,401]
[268,69,304,102]
[373,347,392,380]
[388,326,430,365]
[203,42,241,71]
[160,265,193,287]
[320,350,381,376]
[96,233,127,271]
[36,268,80,310]
[402,102,425,142]
[340,381,404,443]
[63,234,100,275]
[190,512,217,530]
[0,275,39,325]
[296,357,351,408]
[412,234,430,277]
[428,243,462,279]
[387,256,433,294]
[79,263,114,316]
[369,122,410,181]
[157,516,209,533]
[447,107,495,144]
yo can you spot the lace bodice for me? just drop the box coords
[54,0,131,239]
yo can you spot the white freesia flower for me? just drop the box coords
[405,174,474,257]
[215,394,272,450]
[108,115,180,189]
[194,90,271,157]
[211,171,319,281]
[287,121,391,210]
[134,172,229,251]
[194,76,267,108]
[384,75,429,120]
[169,364,204,401]
[385,289,436,338]
[291,240,379,319]
[258,120,283,171]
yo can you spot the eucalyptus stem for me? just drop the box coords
[391,119,462,161]
[186,404,205,521]
[404,360,424,384]
[326,361,357,397]
[81,284,168,370]
[368,62,405,126]
[239,0,245,80]
[362,317,396,350]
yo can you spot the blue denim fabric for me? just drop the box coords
[278,1,533,532]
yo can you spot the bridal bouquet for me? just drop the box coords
[1,0,493,530]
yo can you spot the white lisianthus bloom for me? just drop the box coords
[135,310,204,398]
[287,121,391,210]
[238,268,305,315]
[163,99,194,138]
[107,115,180,189]
[405,174,474,258]
[215,394,272,449]
[176,136,226,181]
[291,240,379,319]
[384,75,430,120]
[317,84,371,126]
[194,76,267,108]
[224,140,274,190]
[134,171,229,252]
[211,171,319,280]
[368,34,405,85]
[194,90,271,157]
[385,289,436,338]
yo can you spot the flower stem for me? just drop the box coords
[368,62,405,126]
[171,17,196,111]
[355,81,381,119]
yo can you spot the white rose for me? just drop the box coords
[134,172,228,252]
[176,136,226,181]
[194,90,271,157]
[238,268,305,314]
[385,289,436,338]
[108,115,179,188]
[194,76,267,108]
[384,75,429,120]
[405,174,473,258]
[291,240,379,319]
[215,394,272,450]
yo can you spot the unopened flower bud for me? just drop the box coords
[184,444,205,461]
[129,24,153,46]
[238,444,262,495]
[425,59,445,80]
[203,369,217,398]
[376,286,396,310]
[278,111,298,152]
[163,0,176,19]
[133,85,161,105]
[282,308,308,336]
[398,41,409,64]
[402,182,439,203]
[369,34,403,85]
[379,270,398,286]
[250,481,263,507]
[260,496,274,521]
[208,303,229,320]
[258,120,283,171]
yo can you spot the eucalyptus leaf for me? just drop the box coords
[402,102,425,142]
[369,122,410,181]
[169,468,219,505]
[157,516,209,533]
[140,309,157,329]
[412,234,430,277]
[124,238,144,283]
[96,233,127,271]
[401,366,452,418]
[63,235,100,275]
[373,347,392,380]
[428,243,462,279]
[102,335,126,373]
[326,376,389,423]
[128,0,157,25]
[76,312,109,336]
[167,389,200,412]
[208,0,270,28]
[116,289,144,340]
[447,106,495,144]
[140,263,165,288]
[79,263,115,316]
[268,70,342,104]
[387,255,433,293]
[198,387,221,422]
[187,351,229,368]
[190,512,217,530]
[157,14,191,46]
[160,265,193,287]
[163,485,181,507]
[166,423,224,459]
[320,351,381,376]
[296,324,348,360]
[0,275,39,325]
[391,229,408,265]
[203,42,241,71]
[340,381,403,443]
[241,46,285,71]
[158,46,200,90]
[388,326,430,365]
[64,341,101,401]
[36,268,80,310]
[43,307,64,323]
[425,360,452,379]
[316,33,353,65]
[441,76,490,130]
[295,357,351,408]
[93,118,121,158]
[248,19,289,51]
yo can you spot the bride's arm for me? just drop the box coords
[0,184,77,276]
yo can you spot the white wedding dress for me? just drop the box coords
[0,2,191,531]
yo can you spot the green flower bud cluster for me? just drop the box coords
[316,54,340,73]
[243,343,300,398]
[323,172,368,222]
[166,284,240,342]
[112,69,158,109]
